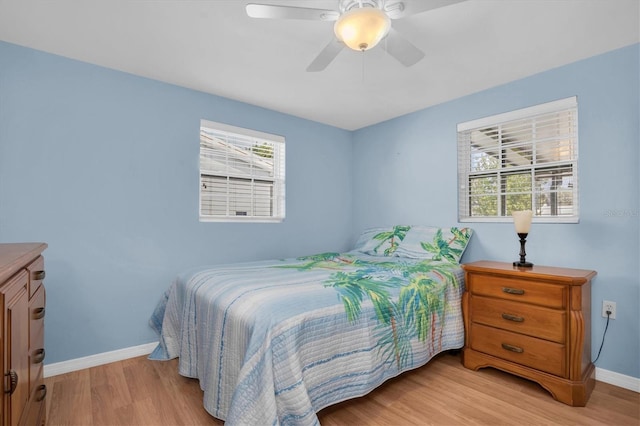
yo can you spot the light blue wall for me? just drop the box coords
[352,44,640,379]
[1,40,638,381]
[0,41,354,364]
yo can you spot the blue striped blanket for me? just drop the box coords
[149,251,465,425]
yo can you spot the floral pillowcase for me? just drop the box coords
[394,226,473,263]
[352,225,411,257]
[354,225,473,263]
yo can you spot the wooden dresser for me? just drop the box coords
[461,260,596,406]
[0,243,47,426]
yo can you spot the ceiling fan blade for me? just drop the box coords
[306,39,345,72]
[246,4,339,21]
[381,28,425,67]
[385,0,465,19]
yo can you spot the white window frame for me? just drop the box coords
[199,120,285,223]
[457,97,579,223]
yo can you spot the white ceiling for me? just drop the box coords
[0,0,638,130]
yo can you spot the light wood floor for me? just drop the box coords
[45,352,639,425]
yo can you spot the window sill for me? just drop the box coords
[199,216,284,223]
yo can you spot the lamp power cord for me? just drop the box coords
[593,310,611,364]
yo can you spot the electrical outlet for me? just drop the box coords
[602,300,616,320]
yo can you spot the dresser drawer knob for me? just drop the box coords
[4,370,18,395]
[33,348,46,364]
[35,384,47,402]
[502,287,525,295]
[501,313,524,322]
[32,307,46,320]
[33,270,46,280]
[501,343,524,353]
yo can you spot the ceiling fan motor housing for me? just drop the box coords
[339,0,385,13]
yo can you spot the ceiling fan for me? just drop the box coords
[246,0,464,72]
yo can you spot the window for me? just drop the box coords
[457,97,578,223]
[199,120,285,222]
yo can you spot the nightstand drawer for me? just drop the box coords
[468,274,565,309]
[470,296,566,343]
[470,323,566,377]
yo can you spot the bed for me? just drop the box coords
[149,225,473,425]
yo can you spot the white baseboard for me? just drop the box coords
[43,342,158,378]
[596,367,640,393]
[44,343,640,394]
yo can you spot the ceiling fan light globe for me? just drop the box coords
[334,7,391,51]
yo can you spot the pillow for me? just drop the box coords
[395,226,473,263]
[353,225,412,256]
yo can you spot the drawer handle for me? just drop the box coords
[33,270,46,280]
[33,348,46,364]
[4,370,18,395]
[502,287,525,295]
[501,343,524,353]
[501,313,524,322]
[35,384,47,402]
[32,307,46,320]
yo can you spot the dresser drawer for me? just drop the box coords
[29,347,45,401]
[470,323,566,377]
[467,273,565,309]
[20,383,46,426]
[26,256,45,299]
[470,296,566,343]
[30,285,46,348]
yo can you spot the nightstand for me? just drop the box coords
[461,261,597,406]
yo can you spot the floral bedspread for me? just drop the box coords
[149,248,466,425]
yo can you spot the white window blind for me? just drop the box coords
[457,97,579,223]
[199,120,285,222]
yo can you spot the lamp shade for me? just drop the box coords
[513,210,533,233]
[334,7,391,51]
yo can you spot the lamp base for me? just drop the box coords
[513,261,534,268]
